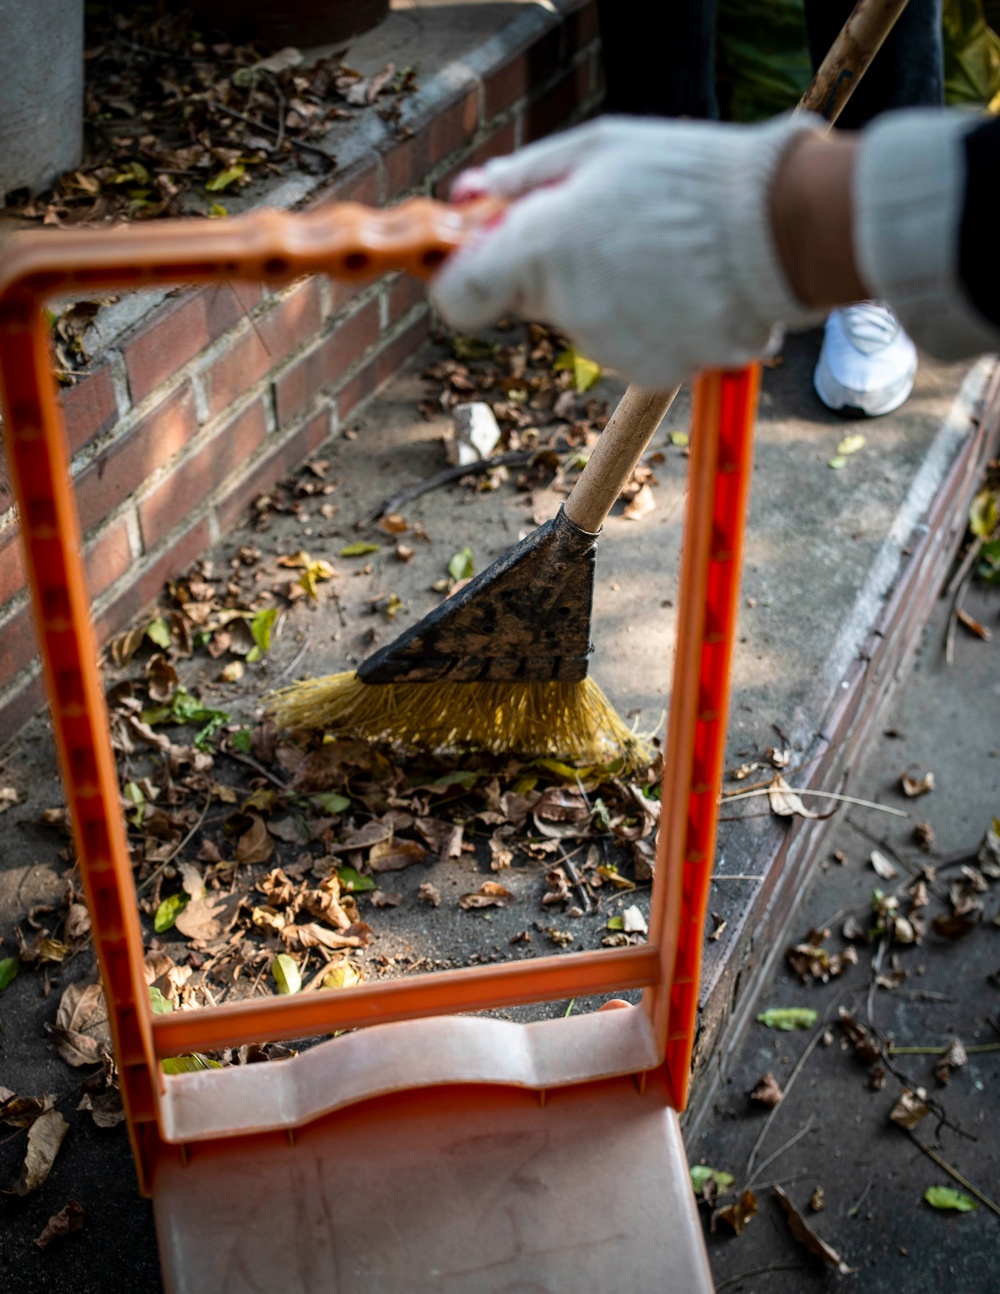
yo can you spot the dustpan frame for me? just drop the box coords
[0,203,757,1186]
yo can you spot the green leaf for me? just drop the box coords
[123,780,146,827]
[827,456,847,470]
[554,346,602,394]
[451,335,499,361]
[148,985,174,1014]
[146,617,173,649]
[690,1165,736,1194]
[339,542,382,558]
[230,728,253,753]
[970,488,999,540]
[756,1007,818,1031]
[836,433,866,456]
[448,546,475,582]
[245,607,279,664]
[162,1053,223,1074]
[208,202,228,218]
[205,163,245,192]
[336,865,376,893]
[313,792,350,815]
[669,431,689,447]
[0,956,19,991]
[154,892,189,934]
[272,953,302,994]
[607,916,624,931]
[924,1186,979,1212]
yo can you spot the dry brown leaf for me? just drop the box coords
[458,882,514,910]
[913,821,935,851]
[870,850,899,880]
[418,882,442,907]
[0,1092,55,1128]
[714,1188,758,1235]
[534,787,591,823]
[8,1110,69,1196]
[327,821,393,854]
[368,839,427,872]
[623,482,656,521]
[174,893,243,944]
[77,1089,125,1128]
[622,904,648,934]
[0,786,21,813]
[370,890,403,908]
[234,813,275,865]
[489,831,514,871]
[749,1072,784,1108]
[414,818,463,860]
[809,1187,825,1213]
[542,868,571,907]
[64,902,91,943]
[935,1038,968,1086]
[838,1007,881,1066]
[35,1199,84,1250]
[281,921,370,951]
[889,1088,930,1130]
[901,768,935,798]
[768,775,833,820]
[48,981,111,1067]
[773,1185,854,1273]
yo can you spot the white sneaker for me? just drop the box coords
[813,303,917,417]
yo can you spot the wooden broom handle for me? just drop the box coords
[563,0,911,535]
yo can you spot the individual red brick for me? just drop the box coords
[75,382,199,534]
[433,120,516,199]
[384,91,479,200]
[483,27,562,120]
[274,299,380,426]
[386,274,428,325]
[201,279,322,420]
[0,602,39,684]
[214,409,331,535]
[124,284,264,403]
[524,60,592,144]
[60,365,119,456]
[94,516,212,645]
[85,516,134,600]
[309,161,380,211]
[564,0,599,55]
[337,313,431,422]
[137,399,268,549]
[0,528,26,607]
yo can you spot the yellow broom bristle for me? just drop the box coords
[265,672,652,772]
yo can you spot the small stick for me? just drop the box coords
[847,1179,873,1217]
[224,747,288,790]
[136,795,212,896]
[365,449,544,523]
[745,1121,817,1190]
[889,1042,1000,1056]
[207,100,337,164]
[907,1133,1000,1218]
[720,786,908,817]
[560,850,593,913]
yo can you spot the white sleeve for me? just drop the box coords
[853,108,1000,361]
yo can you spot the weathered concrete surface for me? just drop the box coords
[697,582,1000,1294]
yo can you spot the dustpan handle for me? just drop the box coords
[562,0,911,534]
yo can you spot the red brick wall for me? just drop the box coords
[0,0,602,737]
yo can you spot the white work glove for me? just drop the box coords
[431,115,825,390]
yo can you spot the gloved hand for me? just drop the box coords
[431,114,826,390]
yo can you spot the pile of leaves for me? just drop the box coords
[4,5,416,232]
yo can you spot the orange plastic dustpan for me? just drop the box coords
[0,201,759,1292]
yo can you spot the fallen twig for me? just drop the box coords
[847,1179,873,1218]
[721,786,908,817]
[907,1132,1000,1218]
[889,1042,1000,1056]
[365,450,544,523]
[136,795,212,896]
[715,1265,806,1292]
[207,100,337,164]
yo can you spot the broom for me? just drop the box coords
[267,385,676,770]
[266,0,912,769]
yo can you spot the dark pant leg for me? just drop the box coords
[803,0,944,129]
[596,0,719,118]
